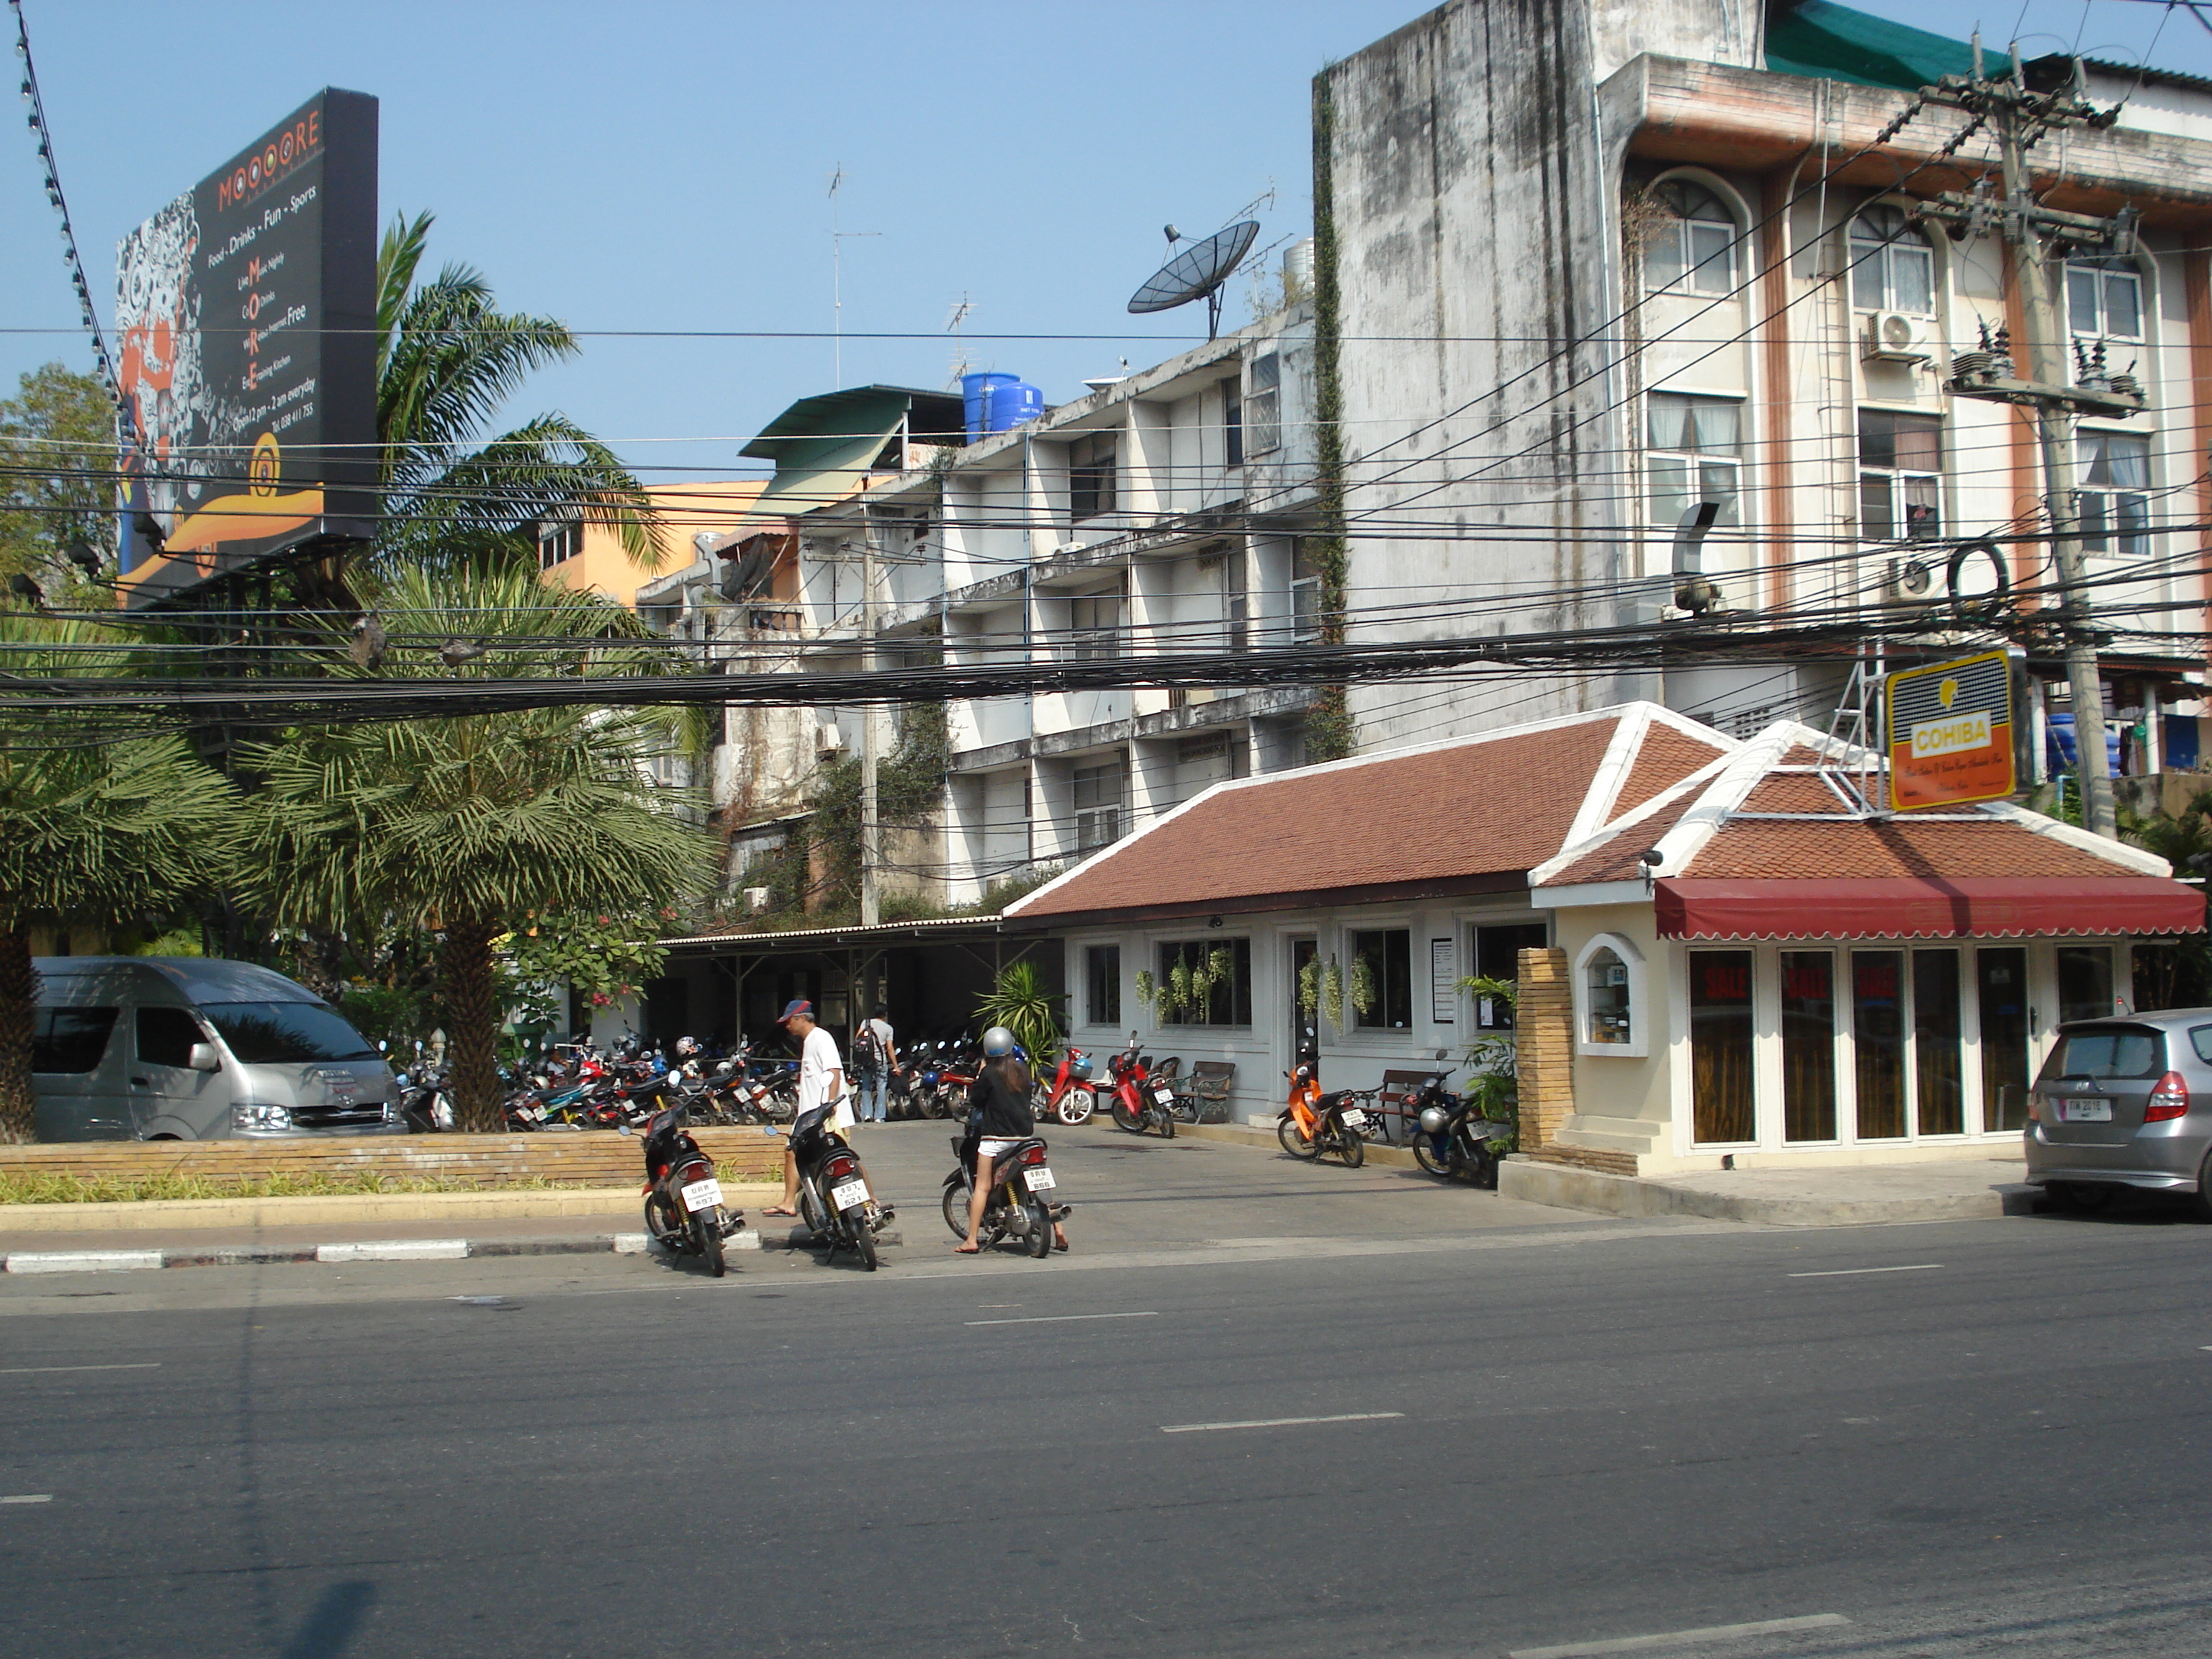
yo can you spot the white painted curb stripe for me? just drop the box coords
[611,1233,651,1254]
[1161,1411,1403,1434]
[1787,1264,1941,1277]
[0,1363,161,1375]
[315,1240,469,1263]
[1,1494,53,1504]
[1509,1613,1851,1657]
[967,1311,1158,1326]
[4,1251,164,1275]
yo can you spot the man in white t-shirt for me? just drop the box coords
[766,999,845,1217]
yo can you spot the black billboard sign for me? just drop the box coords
[114,89,378,609]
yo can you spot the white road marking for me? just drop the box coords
[315,1241,468,1264]
[0,1363,161,1375]
[1,1495,52,1505]
[1161,1411,1403,1434]
[1509,1612,1851,1657]
[3,1251,164,1275]
[1787,1264,1942,1277]
[966,1310,1158,1326]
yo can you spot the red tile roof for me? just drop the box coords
[1608,723,1732,819]
[1682,818,2141,882]
[1545,793,1704,885]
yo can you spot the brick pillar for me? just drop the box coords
[1515,946,1573,1155]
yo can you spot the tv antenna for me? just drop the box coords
[827,163,881,384]
[1127,220,1261,339]
[945,293,973,387]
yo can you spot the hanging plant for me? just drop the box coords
[1134,968,1159,1020]
[1322,956,1345,1030]
[1298,956,1320,1019]
[1167,958,1193,1022]
[1348,950,1377,1020]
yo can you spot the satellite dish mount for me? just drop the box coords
[1128,220,1262,340]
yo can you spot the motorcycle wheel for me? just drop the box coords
[1159,1110,1176,1141]
[694,1208,726,1277]
[1277,1115,1319,1159]
[845,1207,878,1272]
[1023,1192,1053,1259]
[1058,1089,1094,1127]
[1110,1096,1144,1134]
[644,1193,678,1242]
[942,1179,974,1240]
[1411,1132,1451,1178]
[1470,1146,1501,1190]
[1030,1079,1053,1118]
[1335,1127,1364,1169]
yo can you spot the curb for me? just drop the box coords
[4,1225,906,1275]
[1496,1157,2038,1227]
[0,1184,786,1234]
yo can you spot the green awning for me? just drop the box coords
[718,387,911,543]
[1765,0,1980,92]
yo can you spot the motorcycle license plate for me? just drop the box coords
[1153,1086,1174,1105]
[681,1177,723,1213]
[830,1178,871,1211]
[1340,1108,1369,1129]
[1025,1166,1057,1190]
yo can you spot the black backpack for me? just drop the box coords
[853,1020,884,1075]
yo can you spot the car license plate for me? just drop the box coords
[1340,1108,1369,1129]
[1153,1086,1174,1104]
[680,1177,722,1213]
[2056,1097,2113,1122]
[830,1177,871,1211]
[1025,1166,1057,1190]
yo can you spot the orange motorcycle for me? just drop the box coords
[1276,1027,1367,1167]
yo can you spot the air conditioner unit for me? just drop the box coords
[1053,541,1085,559]
[815,721,845,754]
[743,886,771,914]
[1863,310,1933,363]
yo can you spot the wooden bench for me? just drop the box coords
[1374,1071,1438,1144]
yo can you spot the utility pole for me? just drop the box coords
[858,506,881,927]
[1918,42,2142,840]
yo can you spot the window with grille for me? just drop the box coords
[536,520,583,570]
[1070,433,1118,522]
[1224,378,1244,467]
[2067,256,2142,341]
[1858,410,1942,542]
[1644,180,1740,297]
[1246,353,1281,454]
[2078,430,2150,557]
[1848,204,1936,315]
[1290,540,1320,642]
[1073,758,1126,852]
[1647,393,1742,534]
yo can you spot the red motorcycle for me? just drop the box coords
[1106,1033,1177,1138]
[1032,1043,1097,1126]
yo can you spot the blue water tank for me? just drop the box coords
[961,371,1046,441]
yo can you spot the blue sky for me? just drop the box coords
[6,0,2207,487]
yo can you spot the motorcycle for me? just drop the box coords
[391,1040,456,1133]
[940,1123,1069,1258]
[1031,1043,1097,1127]
[1405,1049,1511,1189]
[634,1100,742,1277]
[786,1103,891,1271]
[1277,1028,1367,1167]
[1105,1033,1177,1138]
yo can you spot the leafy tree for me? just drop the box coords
[500,907,676,1037]
[0,618,241,1141]
[0,363,117,595]
[369,212,662,578]
[2122,789,2212,1010]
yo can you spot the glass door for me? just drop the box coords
[1289,936,1318,1058]
[1977,948,2031,1130]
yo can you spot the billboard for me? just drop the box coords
[114,89,378,609]
[1884,649,2023,811]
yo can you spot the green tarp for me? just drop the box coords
[1765,0,1982,92]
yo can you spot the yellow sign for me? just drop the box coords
[1885,650,2017,811]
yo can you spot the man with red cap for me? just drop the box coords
[764,999,846,1217]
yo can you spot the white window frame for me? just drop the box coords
[2067,256,2144,343]
[1857,408,1944,544]
[1574,932,1649,1058]
[1245,353,1282,455]
[1646,392,1745,538]
[2077,428,2152,559]
[1848,204,1937,317]
[1643,178,1742,298]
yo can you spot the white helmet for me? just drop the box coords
[1419,1105,1449,1135]
[673,1035,699,1061]
[982,1025,1017,1058]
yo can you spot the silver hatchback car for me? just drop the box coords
[2026,1009,2212,1216]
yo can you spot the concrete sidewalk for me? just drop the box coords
[1499,1155,2037,1226]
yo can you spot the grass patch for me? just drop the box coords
[0,1171,594,1205]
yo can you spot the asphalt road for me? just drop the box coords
[2,1121,2208,1659]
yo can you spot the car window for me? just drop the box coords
[2048,1026,2164,1080]
[32,1007,119,1074]
[2193,1026,2212,1066]
[137,1005,207,1069]
[197,1002,378,1064]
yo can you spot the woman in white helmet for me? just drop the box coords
[955,1026,1067,1254]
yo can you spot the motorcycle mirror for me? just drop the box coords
[619,1122,632,1136]
[1435,1048,1448,1061]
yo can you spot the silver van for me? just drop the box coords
[31,957,402,1141]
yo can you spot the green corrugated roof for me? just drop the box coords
[1765,0,1981,92]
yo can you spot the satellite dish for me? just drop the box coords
[1128,220,1261,338]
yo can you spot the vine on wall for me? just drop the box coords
[1303,70,1354,764]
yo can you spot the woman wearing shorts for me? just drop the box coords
[955,1027,1067,1254]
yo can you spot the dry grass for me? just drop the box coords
[0,1170,592,1205]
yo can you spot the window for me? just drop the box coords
[1978,948,2031,1130]
[1644,180,1740,297]
[32,1006,117,1074]
[1647,393,1742,535]
[1246,353,1281,454]
[1156,937,1253,1026]
[1781,950,1837,1142]
[536,518,583,570]
[1085,945,1121,1028]
[195,1002,379,1064]
[1073,758,1126,853]
[1690,950,1755,1143]
[1848,204,1936,315]
[2078,431,2149,558]
[1476,922,1550,1030]
[1224,379,1244,467]
[1063,589,1123,661]
[1913,948,1964,1136]
[1585,946,1633,1046]
[2056,944,2114,1024]
[1852,950,1907,1139]
[137,1005,207,1069]
[1858,410,1943,541]
[1069,433,1118,522]
[1223,547,1249,653]
[2067,256,2142,341]
[1350,928,1413,1030]
[1290,540,1321,643]
[2048,1025,2164,1079]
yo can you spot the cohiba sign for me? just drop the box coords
[1884,649,2020,811]
[113,89,379,609]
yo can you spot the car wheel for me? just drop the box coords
[2190,1153,2212,1224]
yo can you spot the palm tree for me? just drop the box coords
[369,212,662,577]
[0,621,241,1141]
[234,565,716,1129]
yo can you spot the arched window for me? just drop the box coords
[1849,204,1935,315]
[2067,254,2142,342]
[1586,946,1632,1045]
[1645,181,1740,297]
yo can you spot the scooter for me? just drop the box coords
[1277,1028,1367,1167]
[635,1100,742,1277]
[1406,1049,1512,1189]
[787,1104,891,1271]
[1032,1044,1097,1126]
[940,1123,1071,1258]
[1105,1033,1177,1138]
